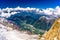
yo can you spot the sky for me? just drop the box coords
[0,0,60,8]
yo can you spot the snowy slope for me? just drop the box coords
[0,24,38,40]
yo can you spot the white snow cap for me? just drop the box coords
[0,6,60,18]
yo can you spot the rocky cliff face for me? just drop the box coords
[39,18,60,40]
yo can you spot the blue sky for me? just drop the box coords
[0,0,60,8]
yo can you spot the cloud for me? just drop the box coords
[0,6,60,18]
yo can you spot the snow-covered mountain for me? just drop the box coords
[0,6,60,18]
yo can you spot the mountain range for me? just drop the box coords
[0,6,60,35]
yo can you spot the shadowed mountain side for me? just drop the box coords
[7,11,55,35]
